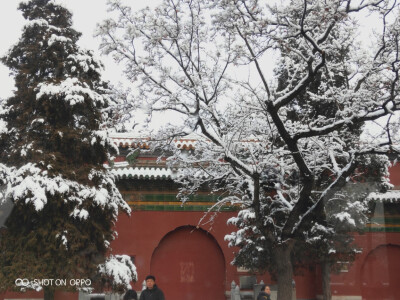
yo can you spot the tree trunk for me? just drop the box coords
[321,260,332,300]
[43,288,55,300]
[274,244,294,300]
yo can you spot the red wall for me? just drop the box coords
[328,233,400,299]
[111,210,241,290]
[112,211,400,299]
[0,290,77,300]
[389,164,400,188]
[111,210,327,299]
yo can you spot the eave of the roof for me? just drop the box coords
[110,166,174,180]
[109,132,199,149]
[368,190,400,203]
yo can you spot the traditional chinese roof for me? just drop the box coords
[106,133,235,211]
[107,134,400,192]
[109,132,198,150]
[111,165,174,180]
[105,133,200,180]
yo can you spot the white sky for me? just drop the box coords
[0,0,160,100]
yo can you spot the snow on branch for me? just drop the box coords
[36,77,106,106]
[0,163,129,217]
[98,254,137,289]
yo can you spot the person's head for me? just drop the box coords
[261,285,271,295]
[145,275,156,289]
[123,289,137,300]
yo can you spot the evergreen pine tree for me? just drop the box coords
[0,1,136,299]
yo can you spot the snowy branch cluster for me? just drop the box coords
[0,163,125,217]
[98,254,137,290]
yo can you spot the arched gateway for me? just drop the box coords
[150,226,226,300]
[361,244,400,300]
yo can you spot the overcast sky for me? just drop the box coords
[0,0,160,99]
[0,0,396,135]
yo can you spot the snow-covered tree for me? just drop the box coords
[97,0,400,299]
[269,28,381,299]
[0,1,136,299]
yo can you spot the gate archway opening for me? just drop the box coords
[150,226,226,300]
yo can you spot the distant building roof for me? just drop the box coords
[109,132,199,150]
[110,166,174,180]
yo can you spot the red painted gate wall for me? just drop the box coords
[151,226,225,300]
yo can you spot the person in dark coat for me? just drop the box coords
[139,275,165,300]
[123,289,138,300]
[257,285,271,300]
